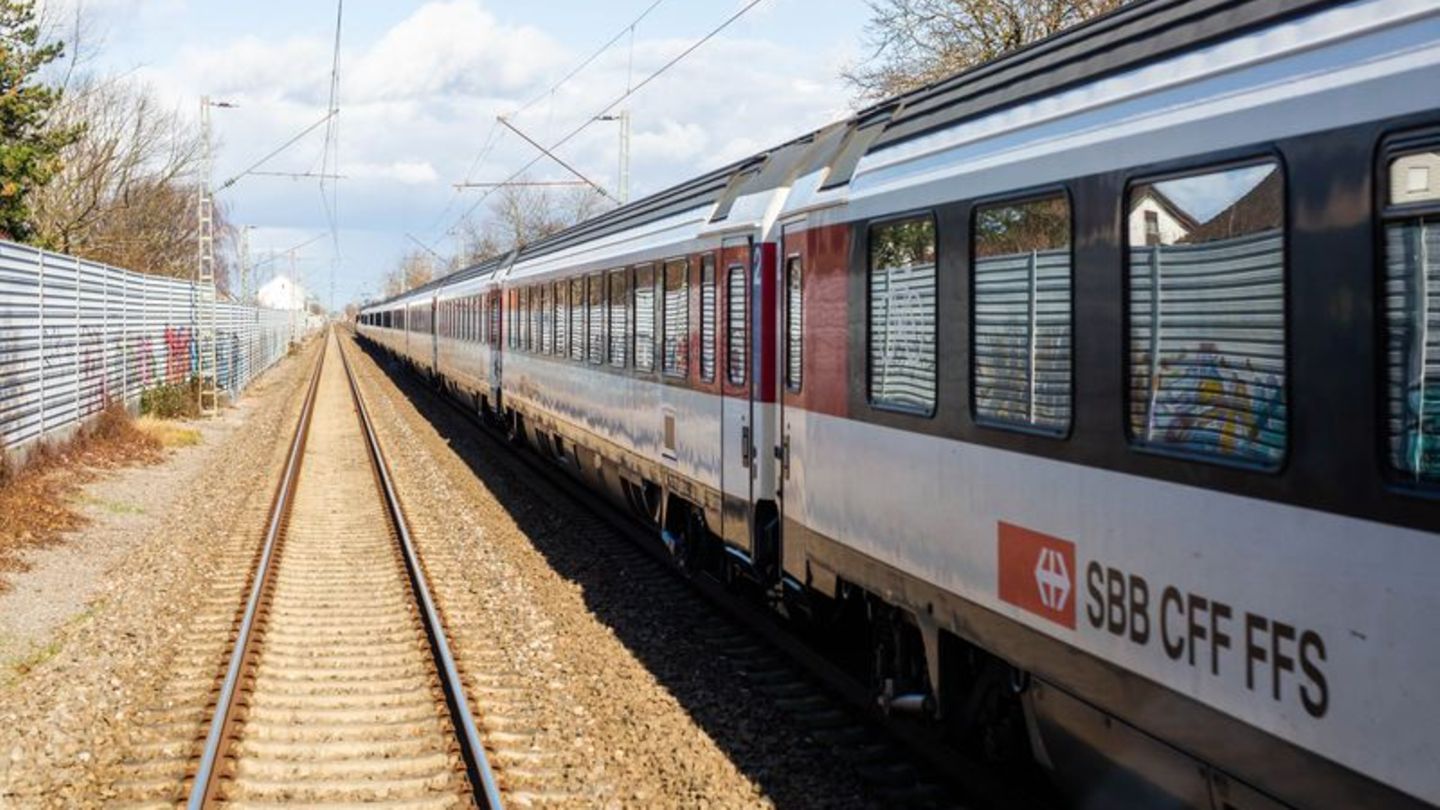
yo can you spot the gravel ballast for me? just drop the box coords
[0,339,321,807]
[343,335,883,809]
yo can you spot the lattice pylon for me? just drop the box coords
[196,97,220,416]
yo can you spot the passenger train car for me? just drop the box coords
[360,1,1440,806]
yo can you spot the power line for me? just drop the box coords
[424,118,502,236]
[509,0,669,121]
[451,0,768,231]
[497,116,617,202]
[217,111,336,191]
[453,180,588,189]
[252,233,329,269]
[319,0,344,312]
[424,0,670,247]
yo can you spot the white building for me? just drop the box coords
[1127,189,1197,247]
[257,275,309,311]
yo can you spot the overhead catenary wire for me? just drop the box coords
[319,0,344,311]
[217,111,336,191]
[508,0,668,121]
[424,118,502,237]
[423,0,671,249]
[449,0,768,233]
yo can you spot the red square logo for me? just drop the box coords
[998,522,1076,629]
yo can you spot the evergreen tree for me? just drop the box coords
[0,0,80,241]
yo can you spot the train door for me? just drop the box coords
[776,221,805,586]
[719,235,757,566]
[488,289,502,407]
[430,296,439,373]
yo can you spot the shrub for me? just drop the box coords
[140,378,201,419]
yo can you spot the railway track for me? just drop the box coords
[185,330,502,808]
[351,332,1053,810]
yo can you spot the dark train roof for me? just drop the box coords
[365,0,1342,311]
[866,0,1345,150]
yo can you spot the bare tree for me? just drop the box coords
[843,0,1123,103]
[455,179,612,267]
[381,250,435,298]
[27,73,235,289]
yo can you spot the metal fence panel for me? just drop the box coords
[974,248,1072,431]
[1128,230,1287,465]
[0,242,45,449]
[0,238,318,456]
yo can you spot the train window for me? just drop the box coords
[662,259,689,377]
[609,270,629,367]
[635,265,656,372]
[972,193,1072,433]
[509,296,516,347]
[553,282,568,357]
[785,256,802,392]
[868,215,937,414]
[727,265,746,385]
[570,277,586,361]
[528,287,539,352]
[1126,160,1286,467]
[1383,146,1440,484]
[536,286,550,353]
[588,274,605,364]
[700,256,716,381]
[524,285,535,348]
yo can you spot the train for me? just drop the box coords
[359,1,1440,807]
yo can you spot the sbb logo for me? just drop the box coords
[998,522,1076,629]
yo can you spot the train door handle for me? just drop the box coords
[740,426,751,467]
[778,436,791,479]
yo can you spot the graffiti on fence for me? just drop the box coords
[1149,345,1285,463]
[133,335,159,387]
[79,325,106,410]
[164,326,192,382]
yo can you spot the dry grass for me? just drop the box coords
[0,404,164,593]
[135,416,202,448]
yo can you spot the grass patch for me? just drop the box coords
[140,378,201,419]
[0,603,105,688]
[77,495,145,516]
[0,403,163,593]
[135,416,202,448]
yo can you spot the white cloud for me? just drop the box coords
[94,0,857,306]
[346,160,440,185]
[632,119,709,163]
[347,1,562,102]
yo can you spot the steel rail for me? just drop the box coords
[336,337,505,810]
[188,336,328,809]
[346,332,1035,810]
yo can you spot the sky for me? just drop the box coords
[46,0,874,309]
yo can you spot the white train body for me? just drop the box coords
[360,2,1440,806]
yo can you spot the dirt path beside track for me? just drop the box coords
[0,339,320,807]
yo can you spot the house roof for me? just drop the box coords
[1181,170,1283,243]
